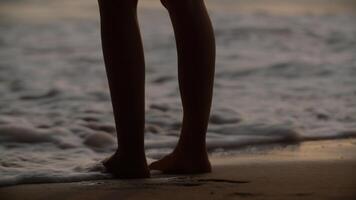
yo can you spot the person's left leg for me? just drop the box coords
[98,0,149,178]
[149,0,215,174]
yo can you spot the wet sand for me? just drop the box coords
[1,139,355,200]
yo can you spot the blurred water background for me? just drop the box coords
[0,0,356,186]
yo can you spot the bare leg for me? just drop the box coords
[98,0,149,178]
[149,0,215,174]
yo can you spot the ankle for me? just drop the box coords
[177,134,207,150]
[114,149,147,161]
[174,142,208,156]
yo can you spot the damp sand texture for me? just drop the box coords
[1,139,356,200]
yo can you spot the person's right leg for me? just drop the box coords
[149,0,216,174]
[98,0,149,178]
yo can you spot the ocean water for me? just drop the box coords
[0,0,356,186]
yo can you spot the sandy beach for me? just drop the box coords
[1,138,355,200]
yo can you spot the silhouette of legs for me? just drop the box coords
[149,0,215,174]
[98,0,149,178]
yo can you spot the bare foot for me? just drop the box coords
[102,152,150,179]
[149,148,211,174]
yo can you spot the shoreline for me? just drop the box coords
[1,139,355,200]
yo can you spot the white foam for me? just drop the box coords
[83,132,116,150]
[0,125,58,144]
